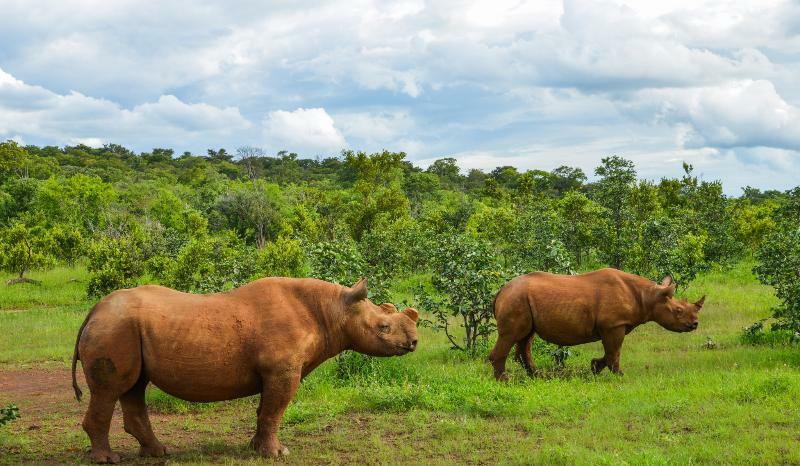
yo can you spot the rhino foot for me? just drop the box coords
[89,450,120,464]
[250,436,289,457]
[139,443,168,457]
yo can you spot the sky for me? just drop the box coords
[1,0,799,192]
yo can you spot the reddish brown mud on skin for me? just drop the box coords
[489,269,705,380]
[71,277,419,463]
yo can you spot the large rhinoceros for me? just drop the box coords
[489,269,704,380]
[71,277,419,463]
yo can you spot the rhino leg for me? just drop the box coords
[80,316,143,463]
[591,357,607,374]
[83,394,121,464]
[250,370,301,457]
[120,377,167,458]
[489,336,514,381]
[599,326,625,375]
[514,332,536,376]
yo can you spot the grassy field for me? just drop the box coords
[1,263,799,464]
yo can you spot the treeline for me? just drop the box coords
[1,141,797,344]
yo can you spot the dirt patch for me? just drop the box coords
[0,368,78,397]
[0,368,259,464]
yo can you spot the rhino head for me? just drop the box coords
[650,275,705,332]
[341,278,419,356]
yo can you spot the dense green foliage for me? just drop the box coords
[754,187,800,336]
[0,404,19,427]
[1,140,797,347]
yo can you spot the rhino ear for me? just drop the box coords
[380,303,397,314]
[403,307,419,322]
[660,275,674,287]
[658,283,676,299]
[344,278,368,305]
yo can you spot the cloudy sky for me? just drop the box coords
[1,0,799,192]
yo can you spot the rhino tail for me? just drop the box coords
[72,304,99,402]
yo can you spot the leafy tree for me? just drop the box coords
[754,187,800,333]
[426,158,462,187]
[630,215,707,289]
[252,236,306,278]
[550,165,587,195]
[86,234,145,297]
[510,198,573,274]
[417,234,506,353]
[0,219,56,285]
[733,200,778,252]
[214,180,286,248]
[0,140,30,178]
[592,155,636,269]
[162,230,254,293]
[558,191,605,268]
[49,224,85,265]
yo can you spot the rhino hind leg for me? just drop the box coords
[489,336,514,381]
[120,376,167,458]
[83,394,121,464]
[80,319,143,463]
[514,332,536,376]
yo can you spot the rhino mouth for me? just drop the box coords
[395,344,415,353]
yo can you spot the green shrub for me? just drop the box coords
[753,187,800,334]
[86,234,144,297]
[417,233,507,353]
[0,404,19,426]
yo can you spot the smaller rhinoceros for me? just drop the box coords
[71,277,418,463]
[489,269,705,380]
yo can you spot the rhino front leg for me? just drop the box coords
[250,370,301,457]
[599,326,626,375]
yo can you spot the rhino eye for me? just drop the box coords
[379,324,391,333]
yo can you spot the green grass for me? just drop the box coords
[1,262,799,464]
[0,264,91,310]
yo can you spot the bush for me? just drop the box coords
[753,188,800,334]
[162,231,254,293]
[0,404,20,426]
[417,233,507,353]
[252,236,306,279]
[741,320,799,346]
[86,234,145,298]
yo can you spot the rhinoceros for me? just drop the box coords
[71,277,419,463]
[489,269,704,380]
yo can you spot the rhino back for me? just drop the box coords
[517,270,644,346]
[100,283,322,402]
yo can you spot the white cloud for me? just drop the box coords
[0,1,799,190]
[264,108,347,155]
[631,80,800,151]
[0,67,252,151]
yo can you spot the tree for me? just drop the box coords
[510,198,574,274]
[0,140,30,178]
[550,165,587,195]
[0,220,56,285]
[86,232,145,298]
[558,191,605,268]
[753,187,800,334]
[426,158,461,187]
[592,155,636,269]
[214,180,286,248]
[417,234,507,353]
[253,236,306,279]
